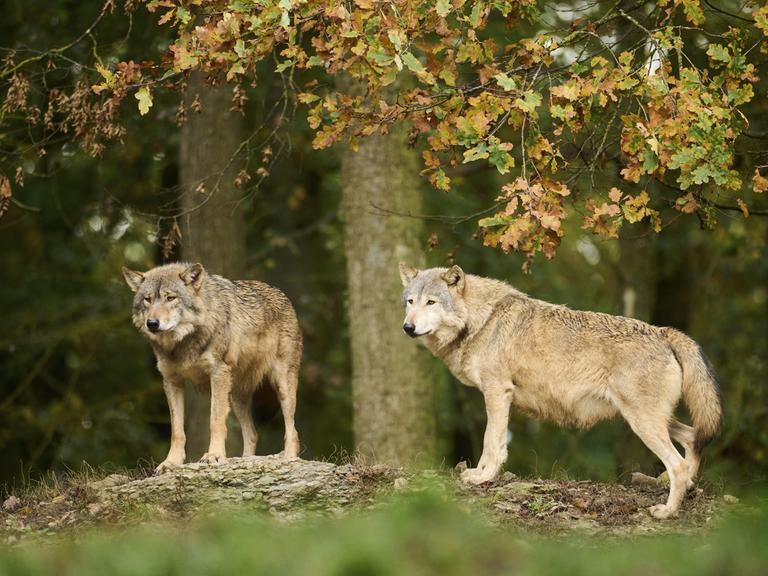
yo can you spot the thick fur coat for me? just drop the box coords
[399,263,721,519]
[123,262,302,472]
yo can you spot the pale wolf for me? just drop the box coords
[399,263,721,519]
[123,262,302,473]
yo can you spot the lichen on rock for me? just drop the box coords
[94,456,400,519]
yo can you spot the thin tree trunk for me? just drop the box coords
[341,125,437,467]
[616,215,657,474]
[618,222,656,321]
[651,227,691,331]
[178,73,245,460]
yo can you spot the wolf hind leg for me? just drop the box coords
[669,419,699,489]
[623,407,689,519]
[231,391,258,457]
[270,363,300,459]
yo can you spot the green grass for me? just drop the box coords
[1,487,767,576]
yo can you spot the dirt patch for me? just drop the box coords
[467,473,721,535]
[0,457,732,542]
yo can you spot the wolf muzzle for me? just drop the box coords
[403,323,417,338]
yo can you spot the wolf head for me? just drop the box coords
[122,262,206,343]
[399,263,467,341]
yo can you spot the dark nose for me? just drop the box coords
[403,323,417,337]
[146,319,160,332]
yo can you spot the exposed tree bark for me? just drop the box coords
[178,73,246,460]
[341,125,437,467]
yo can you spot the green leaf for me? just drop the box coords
[135,87,153,116]
[387,30,402,52]
[550,104,566,120]
[488,141,515,174]
[494,73,517,91]
[463,143,489,163]
[226,61,245,81]
[669,148,695,170]
[469,2,484,27]
[402,52,426,74]
[514,91,542,115]
[436,0,451,17]
[177,6,191,25]
[234,39,247,58]
[95,63,114,85]
[368,49,394,66]
[279,0,291,28]
[706,44,730,63]
[478,214,509,227]
[642,149,658,172]
[439,68,456,86]
[433,168,451,192]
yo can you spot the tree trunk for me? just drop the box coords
[618,222,656,321]
[651,225,691,331]
[615,220,658,474]
[178,73,245,460]
[341,125,437,467]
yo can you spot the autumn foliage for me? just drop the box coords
[5,0,768,263]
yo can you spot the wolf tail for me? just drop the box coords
[664,328,722,453]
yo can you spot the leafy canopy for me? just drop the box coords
[7,0,768,266]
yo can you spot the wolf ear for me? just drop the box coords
[399,262,419,287]
[442,265,465,292]
[180,262,205,290]
[122,267,145,293]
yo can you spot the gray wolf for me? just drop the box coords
[123,262,302,473]
[399,263,721,519]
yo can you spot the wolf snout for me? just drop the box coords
[146,319,161,333]
[403,322,417,337]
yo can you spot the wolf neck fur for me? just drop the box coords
[425,275,524,357]
[151,321,214,356]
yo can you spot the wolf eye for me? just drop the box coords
[407,298,413,304]
[426,300,436,306]
[166,295,177,302]
[143,295,151,303]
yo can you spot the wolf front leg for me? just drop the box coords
[461,385,513,485]
[200,365,232,464]
[155,379,186,474]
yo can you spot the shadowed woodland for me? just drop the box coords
[0,0,767,569]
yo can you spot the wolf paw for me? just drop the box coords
[277,449,300,460]
[648,504,678,519]
[460,466,497,485]
[199,452,227,465]
[154,459,183,475]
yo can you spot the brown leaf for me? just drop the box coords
[753,168,768,193]
[737,198,749,218]
[162,220,182,259]
[0,175,11,219]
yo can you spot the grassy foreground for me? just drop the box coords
[1,486,766,576]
